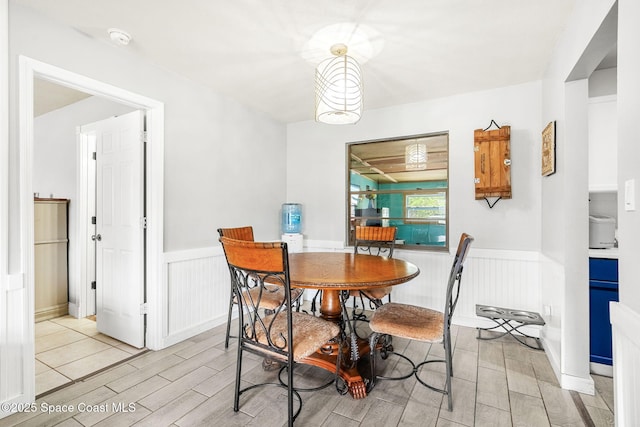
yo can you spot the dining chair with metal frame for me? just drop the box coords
[350,225,397,321]
[309,226,398,319]
[367,233,474,411]
[218,226,303,349]
[217,226,255,349]
[219,237,341,425]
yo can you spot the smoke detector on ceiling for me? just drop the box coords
[108,28,131,46]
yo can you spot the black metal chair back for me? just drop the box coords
[444,233,474,331]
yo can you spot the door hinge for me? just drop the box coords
[91,281,96,290]
[141,217,147,229]
[140,130,148,143]
[140,303,148,315]
[92,152,97,160]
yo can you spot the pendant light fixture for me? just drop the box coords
[405,143,428,170]
[315,43,363,125]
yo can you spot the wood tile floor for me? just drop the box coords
[35,316,147,396]
[4,316,614,426]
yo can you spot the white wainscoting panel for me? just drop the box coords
[610,302,640,426]
[162,246,229,347]
[160,243,543,348]
[539,254,564,385]
[0,277,34,415]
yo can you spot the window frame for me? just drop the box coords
[346,132,449,251]
[404,190,448,224]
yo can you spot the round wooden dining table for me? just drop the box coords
[288,252,420,398]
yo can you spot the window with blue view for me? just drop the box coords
[347,133,449,250]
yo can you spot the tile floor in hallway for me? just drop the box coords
[35,316,147,397]
[4,315,615,426]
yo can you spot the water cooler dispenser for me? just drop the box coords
[281,203,303,253]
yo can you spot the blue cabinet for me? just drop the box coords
[589,258,619,365]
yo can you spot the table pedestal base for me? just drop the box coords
[301,337,373,399]
[298,288,390,398]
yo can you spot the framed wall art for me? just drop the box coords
[541,121,556,176]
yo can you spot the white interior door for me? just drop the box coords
[88,110,145,348]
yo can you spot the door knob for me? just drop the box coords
[92,234,102,241]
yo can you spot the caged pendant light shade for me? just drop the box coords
[405,143,428,170]
[315,44,363,125]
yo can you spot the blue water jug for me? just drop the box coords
[282,203,302,234]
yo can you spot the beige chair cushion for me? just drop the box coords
[351,286,392,300]
[254,312,341,361]
[237,286,303,310]
[369,302,444,343]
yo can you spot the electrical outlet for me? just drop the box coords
[543,305,552,316]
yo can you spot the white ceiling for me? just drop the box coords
[19,0,580,123]
[34,78,91,117]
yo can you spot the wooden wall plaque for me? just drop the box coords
[474,126,511,200]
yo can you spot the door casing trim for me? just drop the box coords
[18,57,165,370]
[74,127,97,319]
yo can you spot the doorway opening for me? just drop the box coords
[34,108,149,395]
[19,56,164,400]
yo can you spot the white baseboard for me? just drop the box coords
[160,314,228,348]
[540,327,595,395]
[560,373,595,395]
[610,302,640,426]
[590,362,613,377]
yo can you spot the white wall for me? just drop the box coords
[2,2,288,411]
[612,2,640,420]
[0,0,10,410]
[588,95,617,194]
[540,0,617,393]
[287,81,542,252]
[589,67,617,97]
[9,2,288,258]
[34,96,135,199]
[618,0,640,315]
